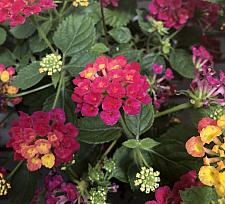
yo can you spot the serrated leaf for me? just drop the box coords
[112,146,133,182]
[169,49,194,79]
[140,138,159,151]
[123,104,154,137]
[77,117,121,144]
[109,27,132,44]
[12,62,45,90]
[65,51,97,76]
[10,22,35,39]
[53,15,96,56]
[91,43,109,54]
[0,27,7,45]
[181,186,218,204]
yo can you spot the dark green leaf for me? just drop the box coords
[181,186,218,204]
[91,43,109,54]
[123,104,154,137]
[53,15,96,56]
[0,27,7,45]
[109,27,132,44]
[10,22,35,39]
[12,62,45,90]
[114,49,142,62]
[77,117,121,144]
[0,49,16,66]
[169,49,194,79]
[29,35,48,53]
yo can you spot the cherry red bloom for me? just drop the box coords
[0,0,56,27]
[72,56,151,126]
[7,108,80,171]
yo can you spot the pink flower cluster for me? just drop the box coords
[148,0,196,29]
[0,0,56,26]
[146,170,202,204]
[72,56,151,126]
[30,172,84,204]
[101,0,119,7]
[150,64,175,109]
[148,0,220,30]
[189,46,225,107]
[7,108,80,171]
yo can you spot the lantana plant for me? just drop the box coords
[0,0,225,203]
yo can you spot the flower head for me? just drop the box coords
[185,136,205,157]
[0,173,11,196]
[7,108,80,171]
[134,167,160,194]
[72,56,151,126]
[200,125,222,144]
[72,0,89,7]
[89,186,108,204]
[39,54,63,75]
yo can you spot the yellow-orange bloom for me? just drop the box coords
[73,0,89,7]
[21,145,38,159]
[215,172,225,197]
[35,139,51,154]
[185,136,205,157]
[6,85,19,95]
[200,125,222,144]
[199,166,219,186]
[217,114,225,129]
[0,71,10,82]
[41,153,55,169]
[27,157,42,171]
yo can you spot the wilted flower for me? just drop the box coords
[39,54,63,75]
[149,64,175,109]
[72,56,151,126]
[134,167,160,194]
[7,108,80,171]
[0,0,56,27]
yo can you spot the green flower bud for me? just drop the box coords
[39,53,63,76]
[88,166,104,183]
[89,187,108,204]
[134,167,160,194]
[103,159,116,173]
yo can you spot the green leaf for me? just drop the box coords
[12,62,45,90]
[0,49,16,66]
[65,51,97,76]
[0,27,7,45]
[112,146,133,182]
[77,117,122,144]
[29,34,48,53]
[136,9,152,34]
[91,43,109,54]
[53,15,96,56]
[113,49,142,62]
[109,27,132,44]
[10,22,35,39]
[51,72,60,88]
[140,138,159,151]
[123,139,139,149]
[181,186,218,204]
[123,104,154,137]
[169,49,194,79]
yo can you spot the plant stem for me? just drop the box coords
[155,102,192,118]
[52,71,65,109]
[30,17,56,53]
[7,83,54,98]
[0,110,14,126]
[6,161,23,180]
[100,0,109,46]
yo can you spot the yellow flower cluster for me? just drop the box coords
[187,114,225,197]
[0,173,11,196]
[72,0,89,7]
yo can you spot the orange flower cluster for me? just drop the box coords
[186,114,225,197]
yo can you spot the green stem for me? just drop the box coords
[6,161,23,180]
[137,149,149,168]
[7,83,54,98]
[30,17,56,53]
[100,0,109,46]
[168,26,184,39]
[155,102,192,118]
[52,71,65,109]
[0,111,14,126]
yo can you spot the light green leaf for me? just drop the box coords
[181,186,218,204]
[77,117,122,144]
[0,27,7,45]
[91,43,109,53]
[123,139,139,149]
[53,15,96,56]
[123,104,154,137]
[51,72,60,88]
[10,22,35,39]
[12,62,45,90]
[140,138,159,151]
[109,27,132,44]
[169,49,194,79]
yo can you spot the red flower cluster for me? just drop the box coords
[148,0,196,29]
[101,0,119,7]
[7,108,80,171]
[0,0,56,26]
[72,56,151,126]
